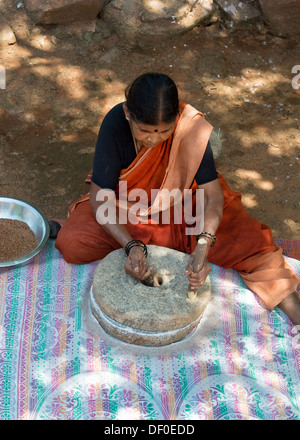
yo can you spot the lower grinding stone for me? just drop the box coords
[91,245,211,346]
[90,289,202,346]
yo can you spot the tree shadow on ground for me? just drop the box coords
[0,3,299,238]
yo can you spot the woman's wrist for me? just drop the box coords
[125,239,148,257]
[196,232,217,247]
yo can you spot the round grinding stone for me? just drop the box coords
[92,245,211,339]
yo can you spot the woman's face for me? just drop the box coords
[130,120,176,148]
[123,104,176,148]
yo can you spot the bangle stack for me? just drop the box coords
[125,239,148,257]
[196,232,217,247]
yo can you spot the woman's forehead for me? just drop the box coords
[134,120,175,133]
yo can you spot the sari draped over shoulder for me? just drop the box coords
[68,102,212,218]
[55,102,300,310]
[114,102,212,231]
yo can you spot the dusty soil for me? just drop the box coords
[0,4,299,239]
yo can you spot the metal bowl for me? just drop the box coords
[0,196,50,267]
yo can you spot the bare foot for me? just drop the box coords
[277,292,300,326]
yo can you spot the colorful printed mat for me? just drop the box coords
[0,238,299,420]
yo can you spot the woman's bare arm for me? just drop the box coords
[185,178,224,289]
[89,181,152,280]
[198,177,224,236]
[89,181,133,247]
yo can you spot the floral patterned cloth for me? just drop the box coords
[0,238,299,420]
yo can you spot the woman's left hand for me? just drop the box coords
[184,254,211,290]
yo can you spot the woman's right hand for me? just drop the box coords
[124,246,152,281]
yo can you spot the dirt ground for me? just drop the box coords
[0,4,299,239]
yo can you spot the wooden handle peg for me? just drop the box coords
[188,238,208,300]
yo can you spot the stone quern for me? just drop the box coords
[91,245,211,346]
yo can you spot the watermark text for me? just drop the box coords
[0,65,6,89]
[292,65,300,90]
[95,183,204,235]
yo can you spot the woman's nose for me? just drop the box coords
[148,133,162,143]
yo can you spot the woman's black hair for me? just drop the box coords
[125,72,179,125]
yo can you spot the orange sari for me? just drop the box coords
[55,103,299,309]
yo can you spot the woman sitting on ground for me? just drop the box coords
[55,72,300,325]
